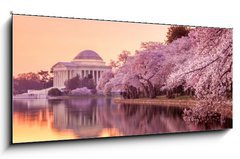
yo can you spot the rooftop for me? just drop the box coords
[74,50,103,60]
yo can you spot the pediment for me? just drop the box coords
[51,62,77,71]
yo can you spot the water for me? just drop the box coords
[13,97,232,143]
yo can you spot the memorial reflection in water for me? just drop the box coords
[13,97,231,143]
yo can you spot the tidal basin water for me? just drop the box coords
[13,97,232,143]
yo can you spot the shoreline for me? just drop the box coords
[113,98,232,119]
[13,94,117,100]
[114,98,197,107]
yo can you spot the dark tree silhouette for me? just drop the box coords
[48,88,62,96]
[79,76,95,89]
[13,72,42,94]
[64,74,81,90]
[65,74,96,90]
[13,71,54,95]
[166,26,190,44]
[38,70,53,88]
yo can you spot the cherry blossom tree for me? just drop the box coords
[101,37,191,99]
[98,27,232,125]
[140,41,163,51]
[166,28,232,124]
[97,70,114,95]
[110,50,131,69]
[166,28,232,101]
[127,37,192,98]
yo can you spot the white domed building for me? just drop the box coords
[52,50,112,88]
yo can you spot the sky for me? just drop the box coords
[13,15,169,76]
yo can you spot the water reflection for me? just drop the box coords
[13,97,232,143]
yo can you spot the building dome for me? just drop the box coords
[74,50,103,60]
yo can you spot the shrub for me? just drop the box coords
[80,76,96,89]
[64,75,81,90]
[91,88,97,95]
[48,88,62,96]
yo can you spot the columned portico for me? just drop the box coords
[52,50,112,88]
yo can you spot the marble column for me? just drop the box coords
[58,71,60,87]
[55,72,57,87]
[57,71,59,87]
[62,71,64,86]
[60,71,62,87]
[56,72,58,87]
[98,71,100,81]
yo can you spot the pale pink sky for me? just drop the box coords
[13,15,169,76]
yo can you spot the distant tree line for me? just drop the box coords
[13,70,53,95]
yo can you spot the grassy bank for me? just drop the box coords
[114,95,197,107]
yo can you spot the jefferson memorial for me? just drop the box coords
[52,50,112,88]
